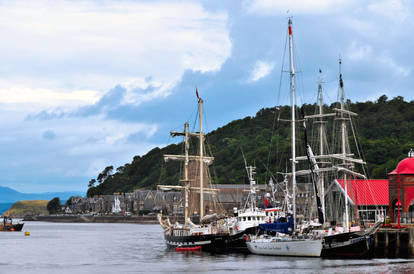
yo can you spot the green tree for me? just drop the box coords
[88,179,96,188]
[47,197,61,214]
[97,166,114,184]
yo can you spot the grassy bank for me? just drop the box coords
[2,200,48,217]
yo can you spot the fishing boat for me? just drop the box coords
[225,165,280,252]
[1,217,24,231]
[246,18,323,257]
[157,91,230,252]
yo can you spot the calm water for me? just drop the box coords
[0,222,413,273]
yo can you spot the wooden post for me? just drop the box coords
[385,231,389,257]
[409,228,414,258]
[396,232,400,258]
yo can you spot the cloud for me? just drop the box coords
[249,60,275,82]
[244,0,352,15]
[346,41,373,61]
[0,110,161,191]
[0,85,100,112]
[0,0,231,110]
[367,0,409,22]
[377,54,411,77]
[346,41,410,77]
[42,130,56,140]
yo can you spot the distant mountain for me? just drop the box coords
[0,186,83,203]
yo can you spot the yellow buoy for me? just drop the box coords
[25,231,30,236]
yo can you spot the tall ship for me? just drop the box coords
[157,92,230,252]
[316,61,382,258]
[246,18,324,257]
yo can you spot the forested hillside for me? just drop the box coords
[87,95,414,197]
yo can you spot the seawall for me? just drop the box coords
[23,215,159,224]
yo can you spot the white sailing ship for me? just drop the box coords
[246,18,323,257]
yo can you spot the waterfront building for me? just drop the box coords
[388,149,414,224]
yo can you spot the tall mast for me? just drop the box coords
[248,166,256,210]
[317,70,325,222]
[288,18,296,230]
[184,122,189,226]
[339,59,349,232]
[198,97,204,219]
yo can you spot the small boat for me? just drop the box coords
[1,221,24,231]
[175,246,202,252]
[246,234,323,257]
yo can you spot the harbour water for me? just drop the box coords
[1,222,413,273]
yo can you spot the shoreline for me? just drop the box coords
[23,215,160,224]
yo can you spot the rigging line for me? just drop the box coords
[349,115,379,213]
[267,25,289,184]
[259,160,288,200]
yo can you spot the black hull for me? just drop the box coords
[322,231,374,258]
[1,223,24,231]
[226,226,260,253]
[164,226,259,253]
[164,233,230,253]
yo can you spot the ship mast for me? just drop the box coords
[198,97,205,219]
[248,166,256,210]
[158,90,216,225]
[184,122,189,225]
[339,59,349,232]
[317,70,325,221]
[288,18,296,230]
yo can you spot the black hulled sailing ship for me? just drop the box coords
[319,62,382,258]
[157,91,230,252]
[302,63,382,258]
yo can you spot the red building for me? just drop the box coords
[388,149,414,224]
[334,179,388,223]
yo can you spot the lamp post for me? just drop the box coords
[398,174,401,229]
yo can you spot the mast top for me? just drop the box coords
[196,87,202,102]
[339,59,344,89]
[288,18,292,36]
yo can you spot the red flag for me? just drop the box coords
[196,87,200,99]
[264,197,269,208]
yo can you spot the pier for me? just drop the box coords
[373,225,414,258]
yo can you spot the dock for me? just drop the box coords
[373,225,414,258]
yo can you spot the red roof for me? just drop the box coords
[389,157,414,175]
[336,179,388,206]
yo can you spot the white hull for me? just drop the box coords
[247,238,322,257]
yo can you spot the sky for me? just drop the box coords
[0,0,413,193]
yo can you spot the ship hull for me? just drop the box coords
[226,226,260,252]
[321,232,374,258]
[246,239,322,257]
[164,233,230,253]
[0,223,24,231]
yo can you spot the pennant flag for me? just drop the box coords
[196,87,200,99]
